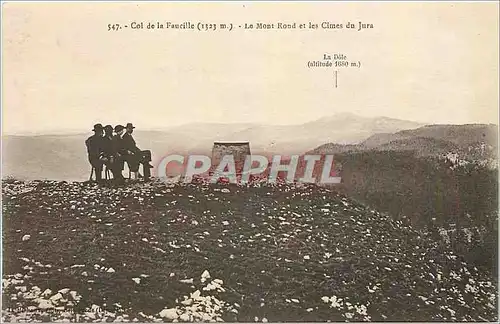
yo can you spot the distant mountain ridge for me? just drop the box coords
[310,124,498,162]
[362,124,498,148]
[5,114,496,182]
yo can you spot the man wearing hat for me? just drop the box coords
[85,123,105,182]
[122,123,153,180]
[99,125,115,177]
[101,125,115,155]
[123,123,141,155]
[109,124,127,182]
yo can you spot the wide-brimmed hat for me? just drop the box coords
[92,123,103,131]
[126,123,135,129]
[114,125,125,133]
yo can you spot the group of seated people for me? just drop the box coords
[85,122,153,182]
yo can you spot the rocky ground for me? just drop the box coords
[1,179,498,322]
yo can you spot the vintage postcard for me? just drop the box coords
[1,1,498,322]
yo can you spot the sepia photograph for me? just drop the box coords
[1,1,499,322]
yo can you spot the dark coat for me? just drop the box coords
[85,134,103,160]
[121,133,141,154]
[101,135,115,157]
[111,133,142,172]
[112,134,126,156]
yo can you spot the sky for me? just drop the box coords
[2,2,499,134]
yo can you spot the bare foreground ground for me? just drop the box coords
[1,179,498,322]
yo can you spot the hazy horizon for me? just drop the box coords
[3,2,499,135]
[2,111,422,136]
[3,111,499,136]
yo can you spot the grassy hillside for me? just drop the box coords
[308,125,498,269]
[334,151,498,226]
[326,150,498,276]
[2,180,497,322]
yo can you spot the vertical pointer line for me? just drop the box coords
[335,70,338,88]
